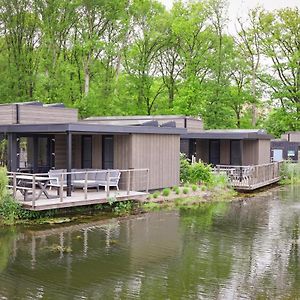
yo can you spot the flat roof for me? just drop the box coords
[85,115,202,121]
[182,129,273,140]
[0,123,186,135]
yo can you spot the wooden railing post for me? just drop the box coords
[84,171,88,200]
[60,173,64,202]
[126,170,130,196]
[13,172,16,198]
[32,174,36,209]
[106,170,110,198]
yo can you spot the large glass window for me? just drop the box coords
[19,137,34,171]
[37,137,49,168]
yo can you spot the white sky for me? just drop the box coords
[159,0,299,33]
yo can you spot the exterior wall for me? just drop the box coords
[0,105,16,125]
[0,104,78,125]
[186,118,203,132]
[242,140,258,165]
[114,135,131,170]
[196,140,209,163]
[288,132,300,143]
[271,140,300,161]
[18,106,78,124]
[130,134,180,190]
[220,140,230,164]
[257,139,271,164]
[54,134,67,169]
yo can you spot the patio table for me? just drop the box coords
[16,175,58,201]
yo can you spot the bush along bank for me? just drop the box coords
[142,155,237,211]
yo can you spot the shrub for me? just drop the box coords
[191,185,197,192]
[0,166,8,203]
[180,153,191,183]
[201,185,207,191]
[153,191,160,198]
[172,186,178,191]
[174,187,180,195]
[113,201,133,216]
[189,162,213,184]
[183,187,189,194]
[162,188,170,197]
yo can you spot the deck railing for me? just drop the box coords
[7,168,149,209]
[214,162,282,190]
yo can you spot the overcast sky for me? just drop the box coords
[159,0,299,33]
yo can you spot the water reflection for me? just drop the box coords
[0,186,299,299]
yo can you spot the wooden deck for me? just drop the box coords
[215,162,282,191]
[16,189,148,211]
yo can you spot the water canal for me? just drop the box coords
[0,185,300,299]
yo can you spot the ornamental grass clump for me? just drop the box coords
[162,188,171,197]
[183,187,189,194]
[191,185,197,192]
[153,191,160,199]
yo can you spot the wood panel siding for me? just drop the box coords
[288,132,300,142]
[257,140,271,164]
[186,118,203,132]
[19,106,78,124]
[54,134,67,169]
[130,134,180,190]
[242,140,258,165]
[196,140,209,163]
[220,140,230,164]
[0,105,16,124]
[114,135,131,170]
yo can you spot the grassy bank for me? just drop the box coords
[280,161,300,185]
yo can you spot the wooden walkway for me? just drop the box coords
[16,190,148,211]
[215,162,281,191]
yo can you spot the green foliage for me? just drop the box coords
[0,166,8,203]
[142,202,161,211]
[189,162,213,185]
[0,1,298,130]
[280,162,300,184]
[153,191,160,199]
[112,201,133,216]
[180,153,191,183]
[191,185,198,192]
[0,139,7,166]
[174,187,180,195]
[211,173,230,188]
[162,188,171,197]
[183,187,189,194]
[201,185,207,191]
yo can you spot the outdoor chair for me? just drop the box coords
[96,169,121,191]
[48,169,74,192]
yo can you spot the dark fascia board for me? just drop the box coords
[85,115,202,122]
[182,131,273,140]
[0,123,186,135]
